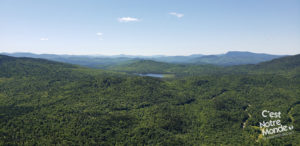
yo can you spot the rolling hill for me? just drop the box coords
[1,51,284,68]
[0,54,299,145]
[189,51,284,66]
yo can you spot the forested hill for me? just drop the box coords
[1,54,299,77]
[1,51,284,67]
[189,51,284,66]
[107,59,224,76]
[0,55,299,145]
[0,55,77,77]
[254,54,300,71]
[230,54,300,76]
[108,60,176,73]
[107,54,300,76]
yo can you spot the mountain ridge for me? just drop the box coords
[1,51,286,67]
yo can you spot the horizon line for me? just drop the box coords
[0,51,295,57]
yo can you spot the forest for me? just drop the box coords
[0,54,299,145]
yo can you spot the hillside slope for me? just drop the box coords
[0,55,299,145]
[1,51,284,67]
[190,51,284,66]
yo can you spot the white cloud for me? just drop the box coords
[40,38,48,41]
[118,17,140,22]
[96,32,103,36]
[96,32,103,40]
[169,12,184,18]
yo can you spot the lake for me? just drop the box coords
[137,73,164,78]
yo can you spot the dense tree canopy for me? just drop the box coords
[0,55,299,145]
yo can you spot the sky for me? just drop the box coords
[0,0,300,56]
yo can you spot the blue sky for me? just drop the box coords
[0,0,299,56]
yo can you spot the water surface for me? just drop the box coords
[137,73,164,78]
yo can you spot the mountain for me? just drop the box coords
[108,60,178,73]
[0,54,299,145]
[1,51,285,68]
[254,54,300,71]
[107,60,225,77]
[226,54,300,76]
[0,54,76,78]
[1,52,138,68]
[190,51,284,66]
[108,54,300,77]
[150,55,204,63]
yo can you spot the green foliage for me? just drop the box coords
[0,54,299,145]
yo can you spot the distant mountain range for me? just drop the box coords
[1,51,286,68]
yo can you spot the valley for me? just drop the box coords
[0,54,299,145]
